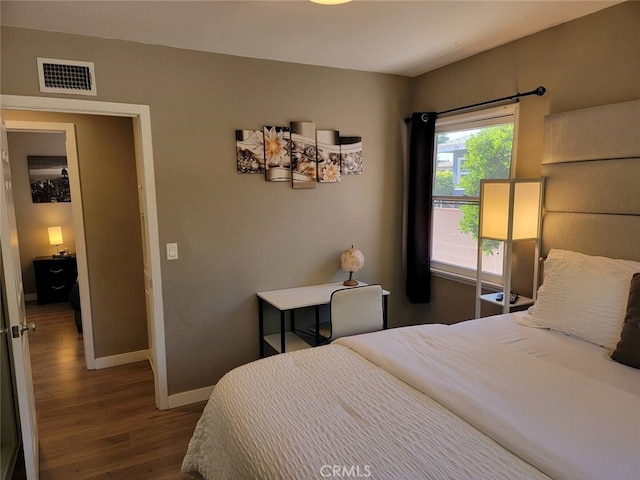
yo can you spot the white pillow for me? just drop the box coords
[531,249,640,350]
[543,249,640,276]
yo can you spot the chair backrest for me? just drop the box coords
[329,284,384,340]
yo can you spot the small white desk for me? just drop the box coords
[257,282,390,357]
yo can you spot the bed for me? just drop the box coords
[182,99,640,480]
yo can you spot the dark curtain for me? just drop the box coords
[406,112,436,303]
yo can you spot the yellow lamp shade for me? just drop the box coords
[479,179,543,241]
[48,226,63,246]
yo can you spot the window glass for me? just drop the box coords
[431,105,517,282]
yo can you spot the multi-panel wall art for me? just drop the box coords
[236,120,362,188]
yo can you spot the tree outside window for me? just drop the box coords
[458,124,513,254]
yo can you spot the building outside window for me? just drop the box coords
[431,104,518,285]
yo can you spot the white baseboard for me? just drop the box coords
[24,293,37,302]
[94,350,213,408]
[168,385,215,409]
[94,349,150,369]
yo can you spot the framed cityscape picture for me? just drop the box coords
[27,155,71,203]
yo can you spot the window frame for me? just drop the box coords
[430,104,519,285]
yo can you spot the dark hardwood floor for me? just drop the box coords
[25,302,206,479]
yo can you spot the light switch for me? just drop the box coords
[166,243,178,260]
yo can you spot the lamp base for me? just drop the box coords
[343,279,358,286]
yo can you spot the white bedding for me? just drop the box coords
[182,315,640,480]
[467,312,640,396]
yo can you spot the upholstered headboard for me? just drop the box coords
[541,99,640,262]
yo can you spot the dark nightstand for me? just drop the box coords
[33,255,78,305]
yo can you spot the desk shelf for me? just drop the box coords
[263,332,312,354]
[479,292,534,310]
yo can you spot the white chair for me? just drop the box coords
[311,284,384,343]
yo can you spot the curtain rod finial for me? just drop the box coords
[535,86,546,96]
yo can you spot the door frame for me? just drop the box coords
[5,121,97,367]
[1,94,169,410]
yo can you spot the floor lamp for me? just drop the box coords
[475,178,544,317]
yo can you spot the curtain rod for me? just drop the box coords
[405,86,546,123]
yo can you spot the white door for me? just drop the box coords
[0,118,39,479]
[0,279,22,480]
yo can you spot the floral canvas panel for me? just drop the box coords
[340,136,363,175]
[316,130,341,183]
[290,121,317,189]
[263,126,291,182]
[236,130,265,174]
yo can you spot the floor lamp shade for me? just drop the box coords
[48,226,63,246]
[479,179,543,241]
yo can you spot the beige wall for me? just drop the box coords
[2,1,637,396]
[7,131,75,295]
[1,26,412,394]
[3,110,148,358]
[408,1,640,326]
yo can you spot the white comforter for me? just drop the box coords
[182,316,640,480]
[338,323,640,480]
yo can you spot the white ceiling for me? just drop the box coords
[0,0,622,77]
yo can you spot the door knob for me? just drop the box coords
[20,323,36,333]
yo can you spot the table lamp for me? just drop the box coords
[48,226,63,257]
[340,246,364,286]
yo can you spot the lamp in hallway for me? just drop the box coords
[48,226,64,257]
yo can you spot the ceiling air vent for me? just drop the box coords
[37,58,97,96]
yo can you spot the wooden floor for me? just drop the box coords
[25,302,206,480]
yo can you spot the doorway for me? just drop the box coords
[5,117,149,373]
[0,94,168,411]
[6,128,84,330]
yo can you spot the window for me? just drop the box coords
[431,104,518,284]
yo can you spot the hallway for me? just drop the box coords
[25,302,205,479]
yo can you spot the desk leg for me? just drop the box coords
[291,309,296,334]
[280,310,286,353]
[315,306,320,346]
[383,296,388,330]
[259,298,265,358]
